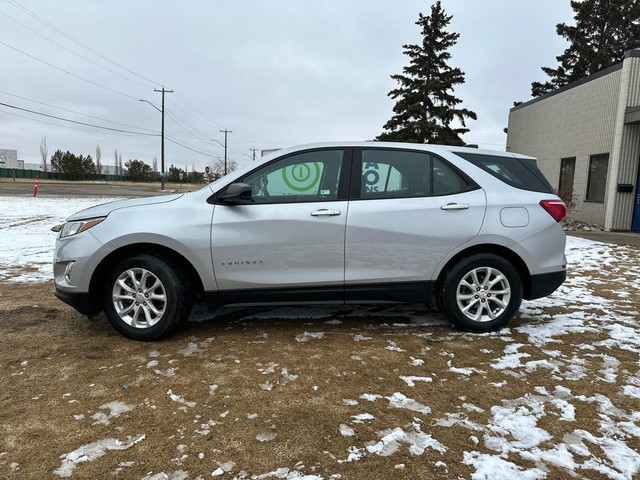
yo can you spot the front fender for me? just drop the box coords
[84,232,217,292]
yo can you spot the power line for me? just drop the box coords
[0,108,156,138]
[220,129,232,175]
[163,104,244,159]
[0,9,151,89]
[173,92,227,130]
[164,109,215,146]
[0,90,158,133]
[0,101,159,136]
[165,136,222,158]
[173,92,259,151]
[5,0,159,87]
[0,39,144,101]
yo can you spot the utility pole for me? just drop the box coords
[219,129,232,175]
[154,87,173,190]
[250,148,258,162]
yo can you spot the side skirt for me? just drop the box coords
[204,281,433,311]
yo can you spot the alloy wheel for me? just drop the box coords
[111,268,167,328]
[455,266,511,322]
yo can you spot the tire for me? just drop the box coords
[441,253,522,333]
[103,254,191,341]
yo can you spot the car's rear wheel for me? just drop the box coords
[103,254,191,340]
[441,253,522,332]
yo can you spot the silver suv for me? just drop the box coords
[53,142,567,340]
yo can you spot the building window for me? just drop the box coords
[585,154,609,202]
[558,157,576,194]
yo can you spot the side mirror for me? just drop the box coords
[219,183,252,204]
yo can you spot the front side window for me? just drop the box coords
[243,150,343,204]
[359,149,470,199]
[586,153,609,202]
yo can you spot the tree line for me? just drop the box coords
[45,147,234,183]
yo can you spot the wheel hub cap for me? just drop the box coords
[112,268,167,329]
[456,266,511,323]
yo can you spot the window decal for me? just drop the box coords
[281,162,322,192]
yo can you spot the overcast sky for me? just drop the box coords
[0,0,575,171]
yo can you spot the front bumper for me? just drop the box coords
[55,288,101,316]
[525,270,567,300]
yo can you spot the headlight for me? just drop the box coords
[59,217,106,239]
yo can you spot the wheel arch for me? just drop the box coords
[89,243,206,304]
[434,243,532,301]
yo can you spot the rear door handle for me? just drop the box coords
[440,203,470,211]
[310,209,341,217]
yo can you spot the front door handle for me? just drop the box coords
[441,203,470,211]
[310,209,341,217]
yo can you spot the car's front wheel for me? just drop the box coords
[103,254,191,340]
[441,253,522,332]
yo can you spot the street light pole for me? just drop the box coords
[154,87,173,190]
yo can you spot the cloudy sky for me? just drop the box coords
[0,0,575,171]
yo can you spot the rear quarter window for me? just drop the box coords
[455,152,554,194]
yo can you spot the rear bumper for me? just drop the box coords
[55,288,101,316]
[525,270,566,300]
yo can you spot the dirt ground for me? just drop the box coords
[1,241,639,479]
[0,178,198,197]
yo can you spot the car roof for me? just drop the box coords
[263,142,535,160]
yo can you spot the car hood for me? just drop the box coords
[66,194,184,221]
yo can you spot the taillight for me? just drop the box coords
[540,200,566,222]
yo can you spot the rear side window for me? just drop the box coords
[359,149,474,199]
[456,152,554,194]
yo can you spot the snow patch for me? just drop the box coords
[54,435,145,477]
[295,332,325,342]
[90,401,135,426]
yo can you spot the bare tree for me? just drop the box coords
[152,156,158,175]
[40,137,48,172]
[95,144,102,177]
[118,153,123,178]
[114,149,119,175]
[211,158,238,180]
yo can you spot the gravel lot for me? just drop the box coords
[0,195,639,479]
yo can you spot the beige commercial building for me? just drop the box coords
[507,49,640,231]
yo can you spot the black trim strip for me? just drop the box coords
[345,281,432,304]
[217,284,343,306]
[204,280,434,310]
[525,271,566,300]
[55,288,101,316]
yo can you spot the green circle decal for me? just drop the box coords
[282,162,321,192]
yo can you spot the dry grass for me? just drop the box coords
[0,256,639,479]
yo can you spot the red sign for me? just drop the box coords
[205,166,210,174]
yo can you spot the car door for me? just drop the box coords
[211,148,350,304]
[344,147,486,302]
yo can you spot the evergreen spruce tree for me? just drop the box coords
[377,1,476,146]
[531,0,640,97]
